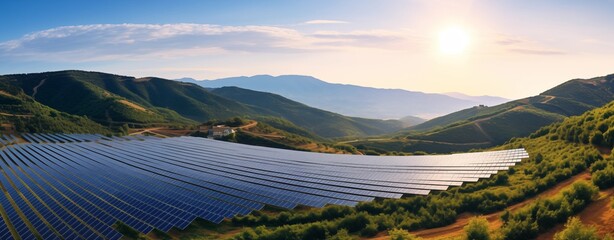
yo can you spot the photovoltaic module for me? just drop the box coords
[0,134,528,239]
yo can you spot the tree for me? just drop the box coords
[604,129,614,147]
[553,217,599,240]
[464,217,490,240]
[388,228,421,240]
[534,153,543,164]
[590,132,604,145]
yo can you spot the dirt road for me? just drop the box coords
[369,171,591,240]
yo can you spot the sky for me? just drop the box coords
[1,0,613,99]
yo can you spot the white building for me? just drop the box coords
[208,125,235,138]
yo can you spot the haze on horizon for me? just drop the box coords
[1,0,613,99]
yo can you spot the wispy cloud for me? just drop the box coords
[0,23,571,64]
[0,23,413,62]
[509,48,566,55]
[303,20,349,25]
[493,35,566,55]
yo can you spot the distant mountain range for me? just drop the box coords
[178,75,508,119]
[350,73,614,153]
[0,70,404,138]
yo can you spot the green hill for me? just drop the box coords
[350,74,614,153]
[2,71,194,126]
[0,70,403,138]
[210,87,403,138]
[0,81,110,134]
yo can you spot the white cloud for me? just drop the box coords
[0,23,414,62]
[303,20,349,25]
[0,23,569,64]
[493,34,566,55]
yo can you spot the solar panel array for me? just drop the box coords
[0,134,527,239]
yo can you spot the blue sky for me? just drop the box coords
[1,1,613,98]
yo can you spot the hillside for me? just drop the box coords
[0,81,111,134]
[196,117,359,154]
[210,87,403,138]
[2,71,196,126]
[0,70,404,138]
[352,74,614,153]
[180,75,508,119]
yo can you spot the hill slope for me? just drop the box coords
[210,87,403,138]
[1,71,403,138]
[0,81,110,134]
[352,73,614,153]
[180,75,508,119]
[3,71,196,126]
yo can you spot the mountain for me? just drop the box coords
[398,115,427,127]
[350,73,614,153]
[443,92,509,105]
[210,87,403,138]
[179,75,509,119]
[0,70,403,138]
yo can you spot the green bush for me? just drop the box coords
[388,228,421,240]
[553,217,599,240]
[328,229,353,240]
[337,212,370,233]
[464,217,490,240]
[500,181,599,240]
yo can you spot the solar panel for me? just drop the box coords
[0,134,527,238]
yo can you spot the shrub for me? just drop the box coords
[592,165,614,189]
[388,228,421,240]
[360,222,379,237]
[464,217,490,240]
[500,181,598,240]
[553,217,599,240]
[590,132,604,145]
[328,229,353,240]
[337,213,370,233]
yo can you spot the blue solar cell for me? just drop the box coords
[0,134,527,239]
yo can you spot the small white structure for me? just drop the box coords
[208,125,235,138]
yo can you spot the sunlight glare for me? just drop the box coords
[438,26,470,55]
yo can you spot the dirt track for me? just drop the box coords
[369,171,591,240]
[537,187,614,239]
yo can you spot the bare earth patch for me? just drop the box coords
[0,90,14,97]
[117,99,150,113]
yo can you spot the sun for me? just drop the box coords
[438,26,470,55]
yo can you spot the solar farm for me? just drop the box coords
[0,134,528,239]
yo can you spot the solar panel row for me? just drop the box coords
[0,134,527,239]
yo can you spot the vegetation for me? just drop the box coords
[388,228,421,240]
[225,139,600,239]
[553,217,600,240]
[0,83,111,134]
[115,221,148,240]
[211,86,403,138]
[499,180,599,239]
[0,70,404,138]
[590,156,614,189]
[464,217,490,240]
[177,98,614,240]
[193,117,361,154]
[360,73,614,153]
[203,117,250,127]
